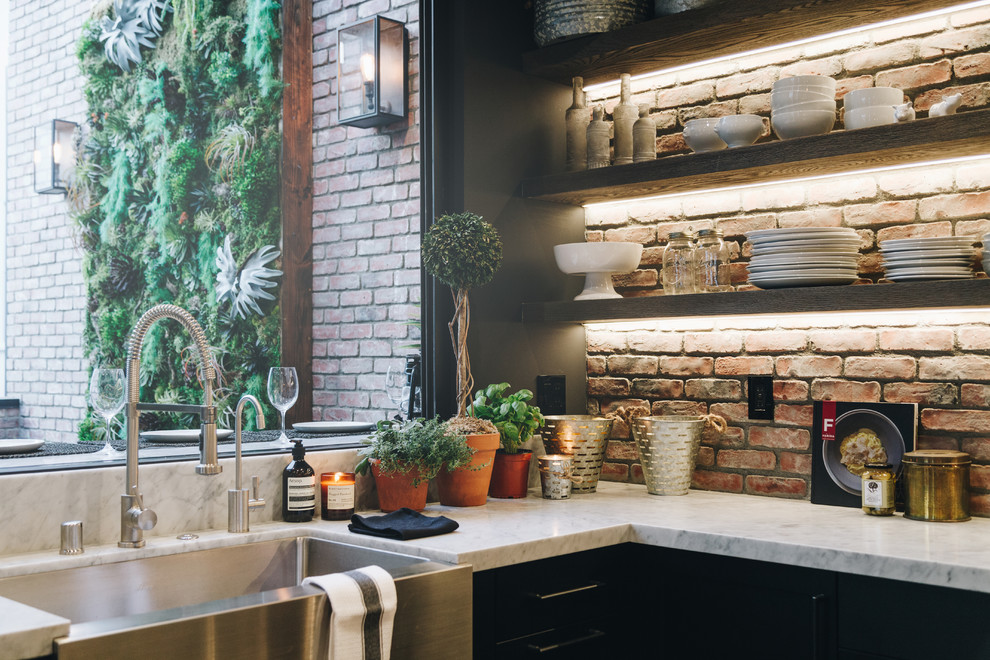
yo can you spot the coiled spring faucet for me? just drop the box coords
[120,304,221,548]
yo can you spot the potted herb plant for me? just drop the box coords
[356,418,474,512]
[422,212,504,506]
[472,383,545,498]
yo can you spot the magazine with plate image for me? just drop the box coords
[811,401,918,508]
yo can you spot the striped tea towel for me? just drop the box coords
[303,565,397,660]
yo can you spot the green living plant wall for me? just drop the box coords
[73,0,283,439]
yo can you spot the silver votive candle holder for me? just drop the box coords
[538,454,573,500]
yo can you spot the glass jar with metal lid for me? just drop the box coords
[695,228,731,293]
[902,450,971,522]
[662,231,697,295]
[861,463,895,516]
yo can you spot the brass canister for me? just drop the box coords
[902,450,971,522]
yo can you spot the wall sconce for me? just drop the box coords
[34,119,77,195]
[337,16,407,128]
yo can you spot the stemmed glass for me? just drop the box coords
[90,367,126,459]
[267,367,298,447]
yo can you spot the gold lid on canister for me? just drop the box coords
[902,449,971,466]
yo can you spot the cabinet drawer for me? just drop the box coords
[491,545,627,642]
[496,622,613,659]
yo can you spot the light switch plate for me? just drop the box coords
[748,376,774,420]
[536,375,566,415]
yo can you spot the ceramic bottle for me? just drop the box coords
[565,76,589,171]
[632,104,656,163]
[587,105,611,169]
[612,73,637,166]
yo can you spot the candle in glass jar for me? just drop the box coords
[321,472,355,521]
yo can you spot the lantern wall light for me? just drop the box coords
[34,119,77,195]
[337,16,408,128]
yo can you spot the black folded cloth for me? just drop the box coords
[348,508,459,540]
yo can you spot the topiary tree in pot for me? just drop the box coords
[422,212,503,505]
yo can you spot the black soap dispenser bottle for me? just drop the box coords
[282,440,315,522]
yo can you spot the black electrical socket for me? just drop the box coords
[748,376,774,420]
[536,375,566,415]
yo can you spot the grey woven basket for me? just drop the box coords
[534,0,651,47]
[541,415,613,493]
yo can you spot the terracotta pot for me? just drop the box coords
[489,450,533,499]
[370,459,429,512]
[437,432,500,507]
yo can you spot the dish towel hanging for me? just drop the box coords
[302,565,397,660]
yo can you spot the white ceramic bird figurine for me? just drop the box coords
[929,94,963,117]
[894,101,915,122]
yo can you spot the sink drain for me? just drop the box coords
[176,533,199,541]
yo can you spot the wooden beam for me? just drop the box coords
[281,0,314,424]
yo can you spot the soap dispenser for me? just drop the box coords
[282,440,315,522]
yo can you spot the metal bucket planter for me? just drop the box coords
[631,415,727,496]
[541,415,613,493]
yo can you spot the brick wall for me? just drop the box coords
[311,0,421,423]
[584,6,990,515]
[4,0,90,441]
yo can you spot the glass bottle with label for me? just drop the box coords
[861,463,895,516]
[283,440,315,522]
[662,231,697,295]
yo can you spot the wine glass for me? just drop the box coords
[90,367,126,459]
[267,367,298,447]
[384,363,410,420]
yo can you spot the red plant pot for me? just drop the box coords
[437,432,500,507]
[489,450,533,499]
[370,459,429,512]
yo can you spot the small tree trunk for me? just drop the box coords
[448,287,473,417]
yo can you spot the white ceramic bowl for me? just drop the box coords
[771,89,836,107]
[714,114,765,148]
[773,75,837,89]
[554,242,644,300]
[843,87,905,110]
[682,118,727,153]
[771,99,837,114]
[844,105,896,130]
[771,109,836,139]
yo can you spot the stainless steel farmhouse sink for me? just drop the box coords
[0,537,471,660]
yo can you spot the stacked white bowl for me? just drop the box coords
[770,75,837,140]
[842,87,905,130]
[880,236,976,281]
[745,227,860,288]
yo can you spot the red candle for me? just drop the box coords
[321,472,356,521]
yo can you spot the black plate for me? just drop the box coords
[823,408,905,495]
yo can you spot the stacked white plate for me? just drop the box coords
[880,236,976,282]
[745,227,860,288]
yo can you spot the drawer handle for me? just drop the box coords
[526,628,605,654]
[526,580,603,601]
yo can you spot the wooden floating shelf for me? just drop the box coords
[519,110,990,205]
[522,0,968,86]
[521,279,990,323]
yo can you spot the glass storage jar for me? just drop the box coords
[695,228,731,292]
[662,231,697,295]
[861,463,895,516]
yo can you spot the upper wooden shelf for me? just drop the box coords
[519,109,990,205]
[522,0,968,86]
[522,279,990,323]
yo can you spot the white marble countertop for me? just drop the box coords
[4,482,990,655]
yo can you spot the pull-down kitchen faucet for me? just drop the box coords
[119,304,221,548]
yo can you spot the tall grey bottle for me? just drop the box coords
[565,76,589,171]
[587,105,610,169]
[613,73,637,166]
[633,104,657,163]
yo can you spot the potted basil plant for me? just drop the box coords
[356,418,474,512]
[471,382,545,499]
